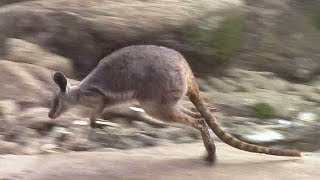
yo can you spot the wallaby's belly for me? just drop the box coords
[79,45,189,104]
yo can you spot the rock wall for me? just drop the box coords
[236,0,320,81]
[0,0,244,78]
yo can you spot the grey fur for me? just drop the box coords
[49,45,216,163]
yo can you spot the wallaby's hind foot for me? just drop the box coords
[195,118,216,164]
[90,121,98,129]
[142,104,216,163]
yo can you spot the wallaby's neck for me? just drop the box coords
[66,84,82,104]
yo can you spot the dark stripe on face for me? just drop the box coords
[51,97,59,113]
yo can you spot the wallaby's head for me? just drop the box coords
[48,72,76,119]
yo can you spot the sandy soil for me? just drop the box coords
[0,142,319,180]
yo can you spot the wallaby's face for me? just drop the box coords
[48,72,73,119]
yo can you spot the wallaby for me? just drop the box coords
[48,45,301,163]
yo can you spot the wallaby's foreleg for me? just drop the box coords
[90,104,105,129]
[142,105,216,163]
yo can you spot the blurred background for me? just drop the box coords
[0,0,320,157]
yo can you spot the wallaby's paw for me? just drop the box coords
[90,122,98,129]
[204,154,217,166]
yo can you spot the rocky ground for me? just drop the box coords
[0,0,319,159]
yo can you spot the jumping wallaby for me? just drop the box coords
[48,45,301,163]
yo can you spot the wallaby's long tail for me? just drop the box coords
[186,75,301,157]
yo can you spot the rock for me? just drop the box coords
[203,89,315,119]
[68,141,92,152]
[0,0,244,77]
[237,0,320,82]
[18,107,55,133]
[297,112,318,123]
[0,99,18,118]
[207,77,237,93]
[72,120,89,126]
[88,128,130,149]
[19,107,84,133]
[175,136,198,144]
[51,126,72,144]
[156,126,200,142]
[132,121,152,131]
[289,84,314,96]
[0,60,56,103]
[227,68,291,92]
[301,92,320,104]
[0,0,35,6]
[40,144,64,154]
[197,78,214,92]
[129,106,145,113]
[0,140,22,154]
[5,38,73,77]
[242,129,285,144]
[130,133,159,147]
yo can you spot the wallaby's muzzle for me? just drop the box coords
[48,110,57,119]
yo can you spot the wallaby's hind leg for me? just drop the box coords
[180,106,202,119]
[142,104,216,163]
[180,106,219,119]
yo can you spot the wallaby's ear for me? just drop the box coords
[53,72,67,92]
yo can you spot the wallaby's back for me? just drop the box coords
[79,45,190,104]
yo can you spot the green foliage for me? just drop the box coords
[314,13,320,31]
[183,15,246,64]
[252,102,276,119]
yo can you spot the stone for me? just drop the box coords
[197,78,214,92]
[40,144,65,154]
[5,38,73,77]
[18,107,56,134]
[207,77,237,93]
[202,89,314,119]
[297,112,318,123]
[0,140,22,154]
[0,60,56,103]
[130,133,159,147]
[242,130,285,144]
[0,0,243,77]
[51,126,72,144]
[301,92,320,104]
[132,121,152,131]
[0,99,17,118]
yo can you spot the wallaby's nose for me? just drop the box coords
[48,111,55,119]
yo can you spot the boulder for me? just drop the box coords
[5,38,73,77]
[0,0,244,78]
[0,99,18,119]
[236,0,320,82]
[0,60,79,106]
[0,140,22,154]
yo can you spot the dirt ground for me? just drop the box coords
[0,142,319,180]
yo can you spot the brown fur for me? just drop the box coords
[48,45,301,164]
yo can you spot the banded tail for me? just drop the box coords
[187,75,301,157]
